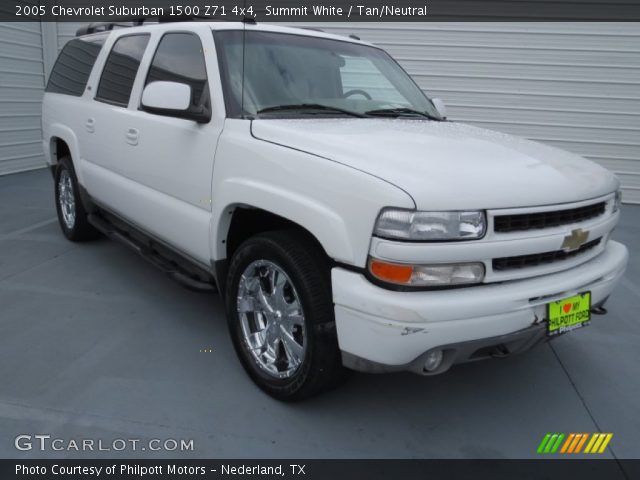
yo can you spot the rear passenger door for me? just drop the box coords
[111,29,224,264]
[80,33,150,196]
[43,34,106,187]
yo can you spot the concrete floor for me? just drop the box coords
[0,168,638,460]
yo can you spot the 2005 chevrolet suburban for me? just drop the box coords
[42,20,628,400]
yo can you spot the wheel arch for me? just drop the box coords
[46,124,83,183]
[223,206,331,264]
[212,189,356,265]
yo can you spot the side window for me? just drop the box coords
[46,36,106,96]
[145,33,209,110]
[96,34,149,106]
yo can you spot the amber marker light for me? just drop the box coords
[368,259,414,285]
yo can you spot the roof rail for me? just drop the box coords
[75,14,256,37]
[76,19,144,36]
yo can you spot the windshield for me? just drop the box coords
[214,30,441,119]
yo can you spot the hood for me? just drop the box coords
[251,119,618,210]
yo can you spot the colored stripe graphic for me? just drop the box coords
[545,434,559,453]
[597,434,613,454]
[537,433,565,454]
[574,433,589,453]
[538,433,613,454]
[568,433,582,453]
[550,433,565,453]
[591,434,606,453]
[537,434,552,454]
[584,433,599,453]
[560,433,575,453]
[585,433,614,454]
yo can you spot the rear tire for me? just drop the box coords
[54,156,99,242]
[225,230,347,401]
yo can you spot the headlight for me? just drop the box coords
[368,258,485,287]
[613,190,622,213]
[374,208,486,241]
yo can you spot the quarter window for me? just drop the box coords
[96,34,150,106]
[145,33,209,110]
[46,36,106,96]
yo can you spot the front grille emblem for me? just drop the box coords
[561,228,589,252]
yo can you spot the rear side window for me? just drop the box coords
[145,33,209,109]
[46,37,105,96]
[96,34,149,106]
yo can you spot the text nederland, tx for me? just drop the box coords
[15,463,307,476]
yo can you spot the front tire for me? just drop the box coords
[225,230,346,401]
[54,156,99,241]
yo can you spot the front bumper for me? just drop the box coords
[332,240,628,374]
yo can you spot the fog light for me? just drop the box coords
[423,350,443,372]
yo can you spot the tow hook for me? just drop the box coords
[591,306,608,315]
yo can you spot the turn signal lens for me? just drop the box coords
[369,259,413,284]
[368,258,485,287]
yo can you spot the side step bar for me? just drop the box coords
[88,213,217,293]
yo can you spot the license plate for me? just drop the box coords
[547,292,591,337]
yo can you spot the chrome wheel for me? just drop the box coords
[58,169,76,230]
[237,260,307,379]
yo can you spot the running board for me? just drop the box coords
[88,213,217,293]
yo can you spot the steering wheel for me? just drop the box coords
[343,89,372,100]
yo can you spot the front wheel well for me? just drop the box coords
[225,208,330,264]
[215,207,331,298]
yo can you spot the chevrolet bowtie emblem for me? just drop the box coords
[562,228,589,252]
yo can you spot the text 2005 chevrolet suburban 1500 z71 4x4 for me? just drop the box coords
[42,21,628,400]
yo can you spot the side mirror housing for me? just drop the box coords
[141,81,210,123]
[432,97,447,120]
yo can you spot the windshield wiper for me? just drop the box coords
[257,104,366,118]
[365,107,440,120]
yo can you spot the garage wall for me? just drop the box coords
[55,22,83,51]
[0,22,46,175]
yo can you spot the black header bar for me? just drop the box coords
[4,0,640,22]
[3,459,640,480]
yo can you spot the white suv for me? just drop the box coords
[42,21,628,400]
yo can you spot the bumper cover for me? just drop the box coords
[332,240,628,374]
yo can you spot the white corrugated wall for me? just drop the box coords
[304,22,640,203]
[0,22,47,175]
[4,22,639,203]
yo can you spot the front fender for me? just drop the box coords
[211,120,414,267]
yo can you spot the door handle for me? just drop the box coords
[85,118,95,133]
[125,128,139,146]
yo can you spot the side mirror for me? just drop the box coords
[432,97,447,120]
[141,81,210,123]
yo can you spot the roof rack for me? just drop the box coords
[75,15,255,37]
[76,20,143,36]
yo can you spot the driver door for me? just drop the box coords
[114,29,224,265]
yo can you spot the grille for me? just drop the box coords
[493,238,601,271]
[494,202,606,233]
